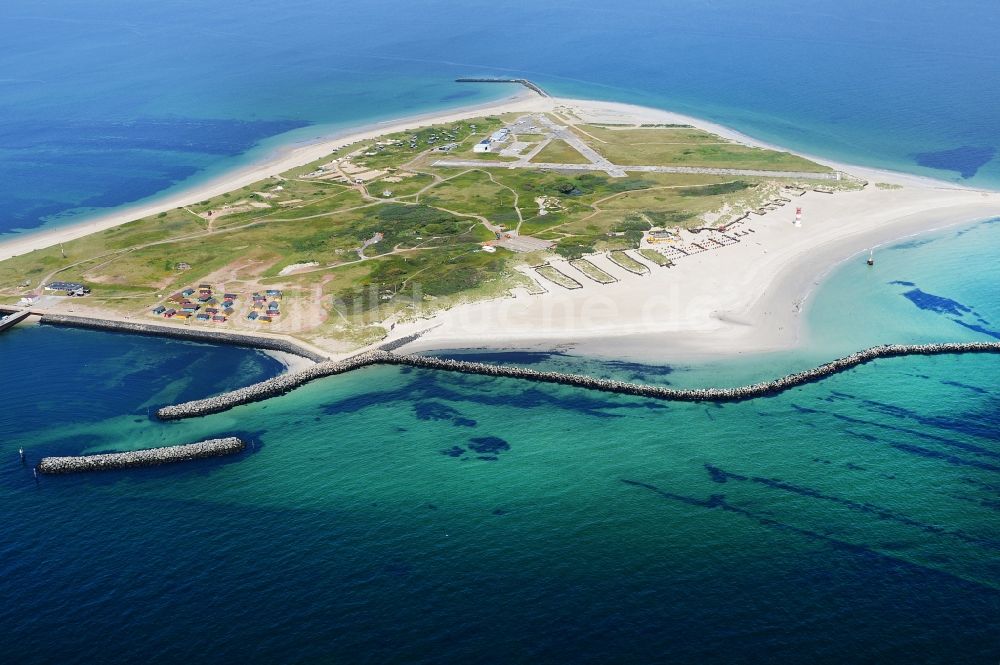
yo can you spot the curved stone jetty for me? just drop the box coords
[156,342,1000,421]
[37,437,245,474]
[157,352,388,420]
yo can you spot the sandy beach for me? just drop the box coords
[5,92,999,363]
[379,98,1000,361]
[395,189,1000,362]
[0,88,544,263]
[263,349,317,373]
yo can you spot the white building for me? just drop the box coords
[473,127,512,153]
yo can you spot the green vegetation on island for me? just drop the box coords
[0,109,853,346]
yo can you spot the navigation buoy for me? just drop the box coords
[867,250,874,266]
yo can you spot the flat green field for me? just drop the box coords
[530,139,591,164]
[571,124,832,172]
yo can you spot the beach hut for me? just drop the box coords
[163,309,176,318]
[247,312,258,321]
[212,315,227,323]
[152,305,166,314]
[259,316,272,324]
[182,288,195,297]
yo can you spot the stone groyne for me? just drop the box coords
[37,437,245,474]
[157,351,388,420]
[156,342,1000,421]
[454,77,550,97]
[41,314,327,362]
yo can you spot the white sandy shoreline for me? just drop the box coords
[5,91,999,365]
[262,349,317,373]
[378,98,1000,362]
[2,91,984,264]
[399,206,998,364]
[0,88,542,262]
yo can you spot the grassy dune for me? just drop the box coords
[0,111,836,343]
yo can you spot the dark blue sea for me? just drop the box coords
[1,1,999,663]
[1,0,999,239]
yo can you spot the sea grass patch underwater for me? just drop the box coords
[2,319,999,663]
[1,210,999,665]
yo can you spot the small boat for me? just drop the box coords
[866,250,874,266]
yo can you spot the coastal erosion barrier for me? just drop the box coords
[455,77,550,97]
[40,314,327,362]
[156,342,1000,421]
[157,353,383,419]
[37,437,245,474]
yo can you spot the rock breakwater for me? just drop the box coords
[37,437,245,474]
[157,351,388,420]
[156,342,1000,420]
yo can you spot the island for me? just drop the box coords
[2,94,999,362]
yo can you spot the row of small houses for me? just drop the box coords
[155,283,237,321]
[151,285,283,324]
[153,307,228,323]
[247,290,283,324]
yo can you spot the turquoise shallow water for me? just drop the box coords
[1,218,998,663]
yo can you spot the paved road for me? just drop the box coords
[0,309,31,333]
[433,111,840,180]
[432,159,840,180]
[535,115,627,177]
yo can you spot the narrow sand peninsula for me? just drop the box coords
[0,89,544,262]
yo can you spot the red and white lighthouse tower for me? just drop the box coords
[794,206,802,227]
